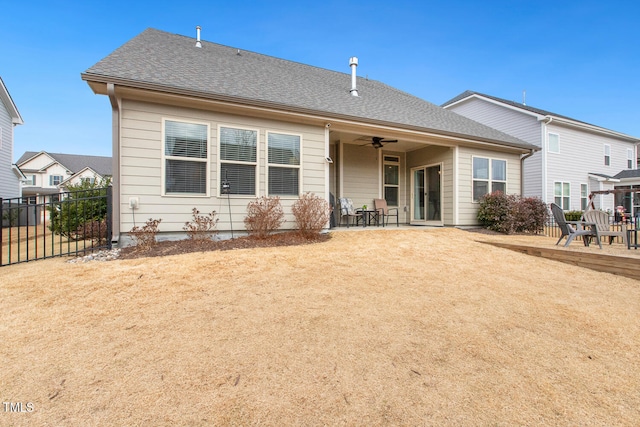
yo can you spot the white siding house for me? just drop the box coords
[0,77,24,199]
[443,91,640,213]
[82,28,538,244]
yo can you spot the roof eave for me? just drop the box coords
[83,74,537,153]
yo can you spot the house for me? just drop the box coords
[81,28,537,244]
[0,77,25,199]
[442,90,640,213]
[16,151,112,203]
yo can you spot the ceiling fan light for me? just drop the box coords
[372,140,383,149]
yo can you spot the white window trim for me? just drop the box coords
[161,118,211,197]
[604,144,611,167]
[627,148,634,169]
[580,183,588,211]
[217,124,259,198]
[383,155,400,207]
[472,156,508,202]
[548,132,560,153]
[49,175,63,186]
[554,181,571,210]
[266,130,303,198]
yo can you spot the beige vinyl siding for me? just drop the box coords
[341,143,379,208]
[457,146,521,226]
[119,100,326,234]
[406,145,453,225]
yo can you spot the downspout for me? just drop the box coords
[520,148,535,196]
[107,83,121,244]
[541,116,553,203]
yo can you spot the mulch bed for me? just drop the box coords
[118,231,331,260]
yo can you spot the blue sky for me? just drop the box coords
[2,0,639,159]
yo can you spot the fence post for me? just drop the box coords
[106,185,113,250]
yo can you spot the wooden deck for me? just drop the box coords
[481,241,640,281]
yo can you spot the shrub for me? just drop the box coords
[564,210,583,221]
[129,218,162,250]
[244,196,284,239]
[292,192,332,236]
[183,208,218,241]
[75,218,108,246]
[477,191,548,234]
[48,178,111,239]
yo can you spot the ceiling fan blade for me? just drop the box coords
[382,139,398,143]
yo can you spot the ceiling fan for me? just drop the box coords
[360,136,398,149]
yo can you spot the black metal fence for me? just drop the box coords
[1,186,112,266]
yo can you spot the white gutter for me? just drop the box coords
[541,116,553,203]
[107,83,121,243]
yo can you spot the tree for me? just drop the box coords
[48,177,111,240]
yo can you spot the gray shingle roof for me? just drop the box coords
[17,151,112,176]
[82,28,536,152]
[442,90,610,131]
[614,169,640,179]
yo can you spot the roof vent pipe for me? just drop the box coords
[349,57,358,97]
[195,26,202,48]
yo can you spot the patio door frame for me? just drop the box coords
[410,162,443,226]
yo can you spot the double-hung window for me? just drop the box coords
[219,126,257,196]
[49,175,63,186]
[554,182,570,210]
[163,119,209,195]
[25,175,36,186]
[628,149,634,169]
[581,184,588,211]
[604,144,611,166]
[267,132,301,196]
[548,133,560,153]
[472,157,507,201]
[383,156,400,206]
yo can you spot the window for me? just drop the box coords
[581,184,588,211]
[25,175,36,186]
[604,144,611,166]
[81,177,96,185]
[219,126,257,196]
[49,175,63,186]
[548,133,559,153]
[628,149,634,169]
[473,157,507,201]
[554,182,570,210]
[267,132,301,196]
[383,156,399,206]
[163,119,209,195]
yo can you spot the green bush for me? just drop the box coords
[564,210,583,221]
[48,178,111,239]
[477,191,548,234]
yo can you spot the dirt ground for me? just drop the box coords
[1,228,639,426]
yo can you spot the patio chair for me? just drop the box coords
[374,198,399,227]
[584,209,626,245]
[550,203,601,248]
[338,197,362,227]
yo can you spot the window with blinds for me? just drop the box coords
[219,126,257,195]
[163,120,209,195]
[267,132,300,196]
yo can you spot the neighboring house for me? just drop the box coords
[611,169,640,216]
[0,77,25,199]
[81,28,537,244]
[442,90,640,213]
[16,151,112,203]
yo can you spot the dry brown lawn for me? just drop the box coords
[1,228,639,426]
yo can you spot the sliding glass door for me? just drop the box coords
[411,164,442,225]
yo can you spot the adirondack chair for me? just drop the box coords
[584,209,627,245]
[550,203,601,248]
